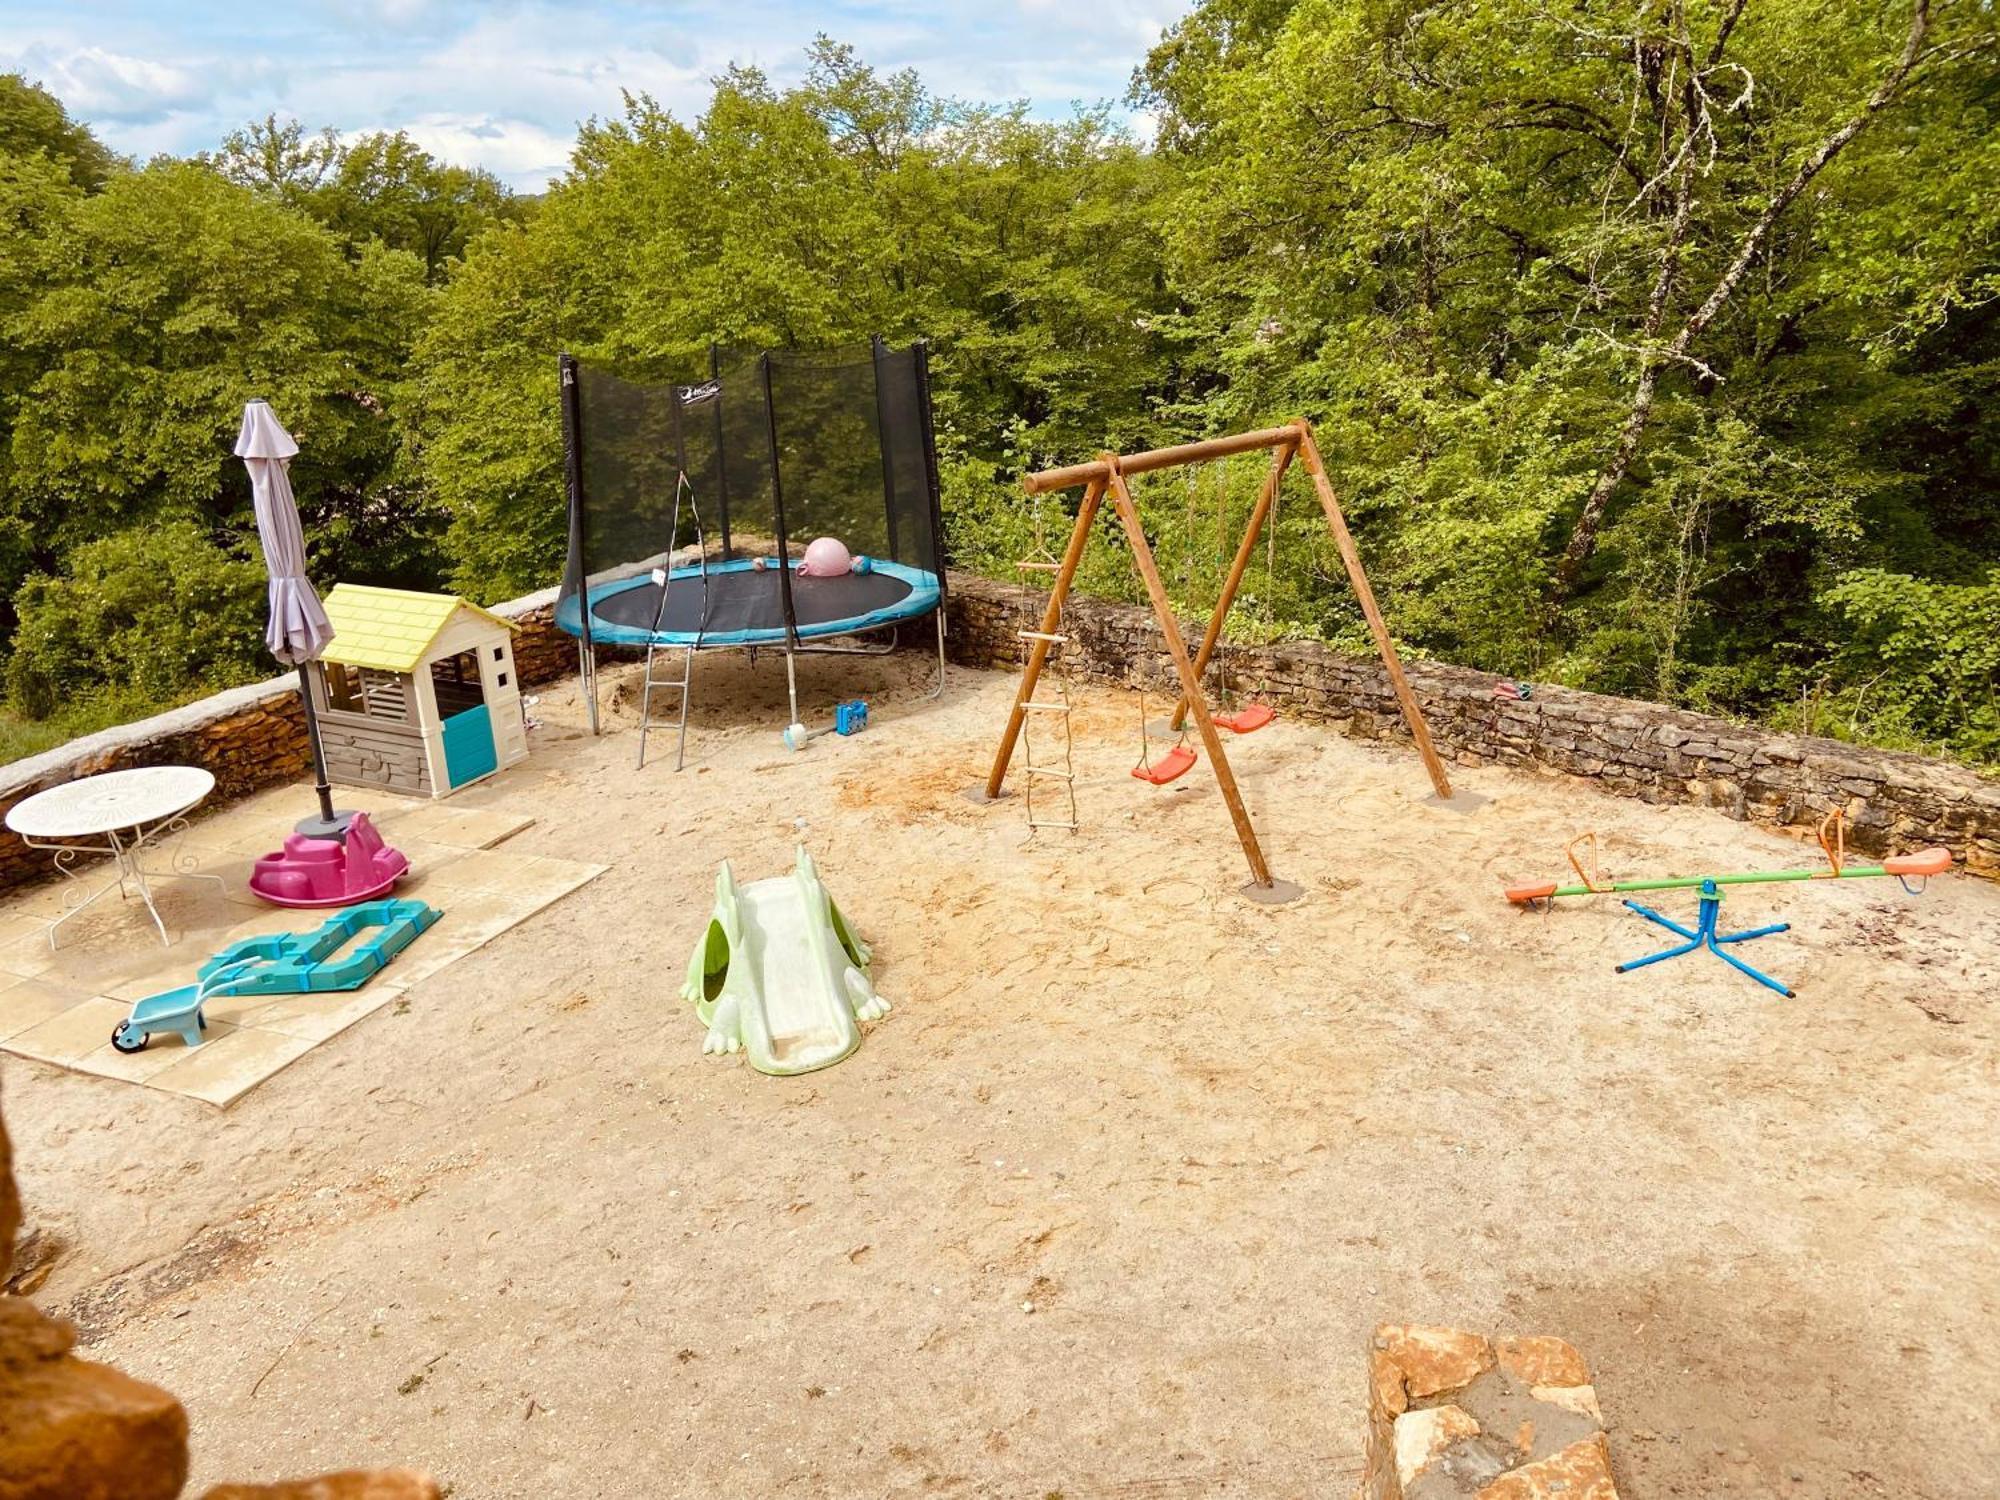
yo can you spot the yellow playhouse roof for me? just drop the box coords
[319,584,516,675]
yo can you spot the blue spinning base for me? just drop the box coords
[1613,879,1795,996]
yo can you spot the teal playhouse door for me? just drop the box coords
[432,647,498,790]
[440,704,497,788]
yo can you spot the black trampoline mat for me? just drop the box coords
[597,566,917,637]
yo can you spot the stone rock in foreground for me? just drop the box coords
[1358,1323,1620,1499]
[0,1092,190,1500]
[199,1470,444,1500]
[0,1325,191,1500]
[2,1087,436,1500]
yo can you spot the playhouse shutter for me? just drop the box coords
[357,668,408,719]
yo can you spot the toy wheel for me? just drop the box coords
[110,1021,148,1055]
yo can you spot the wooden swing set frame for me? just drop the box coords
[984,419,1454,892]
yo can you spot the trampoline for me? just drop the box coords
[557,339,947,768]
[557,557,942,649]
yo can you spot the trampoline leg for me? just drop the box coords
[675,649,694,772]
[784,648,800,728]
[926,611,947,701]
[578,638,599,736]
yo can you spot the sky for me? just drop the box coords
[0,0,1181,190]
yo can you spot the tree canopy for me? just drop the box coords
[0,4,1995,763]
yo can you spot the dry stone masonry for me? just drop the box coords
[945,573,1999,876]
[0,573,1991,895]
[0,587,576,895]
[1360,1323,1619,1499]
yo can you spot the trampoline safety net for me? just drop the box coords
[559,338,945,648]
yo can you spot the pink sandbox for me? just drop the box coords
[248,811,410,908]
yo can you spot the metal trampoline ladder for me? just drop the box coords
[1016,561,1077,832]
[636,641,693,771]
[637,471,705,772]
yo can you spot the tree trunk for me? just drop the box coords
[1552,0,1933,598]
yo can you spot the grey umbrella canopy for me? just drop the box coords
[235,400,335,664]
[236,400,349,838]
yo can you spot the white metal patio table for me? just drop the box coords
[5,766,224,948]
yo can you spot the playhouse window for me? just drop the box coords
[324,663,409,720]
[431,650,486,718]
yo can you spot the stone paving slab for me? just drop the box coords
[0,784,599,1106]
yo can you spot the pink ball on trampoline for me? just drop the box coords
[798,537,853,577]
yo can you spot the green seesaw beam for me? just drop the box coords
[1506,846,1951,905]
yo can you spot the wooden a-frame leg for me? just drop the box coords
[1295,423,1455,801]
[1105,462,1276,889]
[1171,442,1297,731]
[984,477,1105,800]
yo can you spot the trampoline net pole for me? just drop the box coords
[760,353,800,647]
[709,342,732,559]
[871,334,900,564]
[558,352,598,735]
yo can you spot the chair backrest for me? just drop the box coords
[342,812,386,890]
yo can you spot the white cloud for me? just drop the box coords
[0,0,1184,188]
[4,43,215,120]
[386,113,579,188]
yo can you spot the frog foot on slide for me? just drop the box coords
[845,966,891,1023]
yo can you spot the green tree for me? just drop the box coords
[5,160,441,591]
[1138,0,2000,746]
[5,522,268,718]
[0,73,117,189]
[416,51,1172,598]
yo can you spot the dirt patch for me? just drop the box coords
[3,648,1996,1497]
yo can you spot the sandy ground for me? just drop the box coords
[4,645,1998,1498]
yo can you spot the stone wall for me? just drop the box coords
[0,588,580,897]
[946,574,2000,875]
[1360,1323,1619,1498]
[1,573,1993,895]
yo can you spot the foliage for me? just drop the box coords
[1,146,444,601]
[2,14,1998,767]
[0,73,116,189]
[413,40,1174,599]
[5,522,268,717]
[1810,567,2000,757]
[207,117,527,282]
[1136,0,1999,751]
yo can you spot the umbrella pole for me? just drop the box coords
[294,663,354,841]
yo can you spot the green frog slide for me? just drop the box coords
[681,847,891,1075]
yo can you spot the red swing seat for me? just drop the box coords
[1212,702,1275,734]
[1131,744,1198,785]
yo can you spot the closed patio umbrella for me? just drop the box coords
[236,399,351,839]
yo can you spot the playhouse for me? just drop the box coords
[308,585,527,798]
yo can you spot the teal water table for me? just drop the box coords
[111,898,442,1053]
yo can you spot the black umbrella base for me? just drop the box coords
[295,809,358,842]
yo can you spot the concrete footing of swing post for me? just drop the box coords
[1241,877,1305,906]
[961,784,1012,804]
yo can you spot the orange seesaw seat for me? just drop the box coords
[1884,847,1952,878]
[1132,745,1197,786]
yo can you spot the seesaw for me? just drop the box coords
[1504,809,1952,996]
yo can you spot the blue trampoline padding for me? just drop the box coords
[556,556,941,648]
